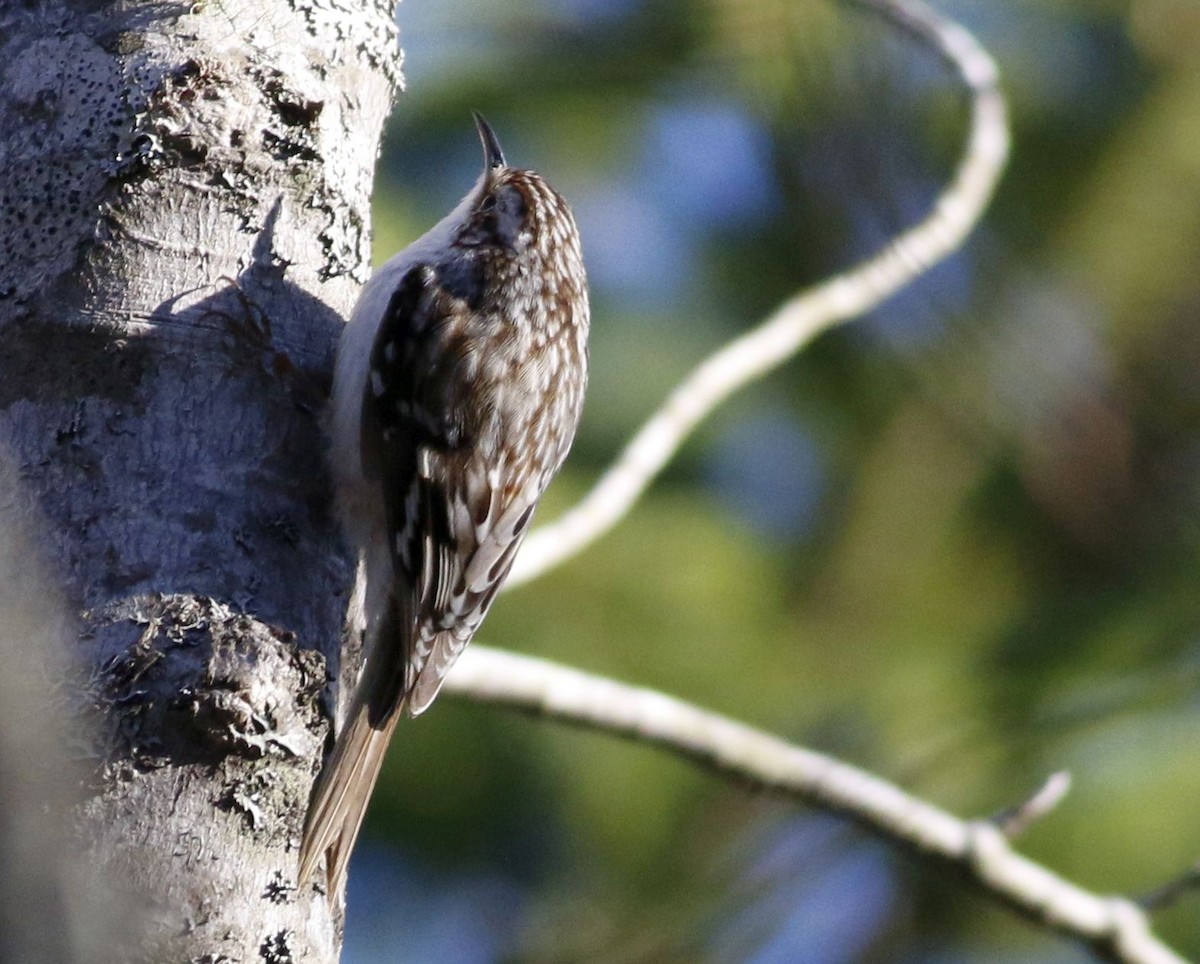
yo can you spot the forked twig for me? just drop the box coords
[445,645,1187,964]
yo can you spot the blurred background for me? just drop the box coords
[344,1,1200,961]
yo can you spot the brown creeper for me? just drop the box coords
[299,114,589,891]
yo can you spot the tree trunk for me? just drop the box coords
[0,1,399,959]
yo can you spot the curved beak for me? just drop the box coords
[472,111,507,171]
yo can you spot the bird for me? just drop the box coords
[298,112,590,893]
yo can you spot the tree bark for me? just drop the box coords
[0,1,399,959]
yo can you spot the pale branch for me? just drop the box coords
[443,646,1187,964]
[456,0,1100,953]
[509,0,1010,588]
[438,0,1182,960]
[992,770,1073,840]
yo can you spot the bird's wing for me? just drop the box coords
[363,261,478,719]
[368,263,547,716]
[406,460,543,715]
[300,260,483,890]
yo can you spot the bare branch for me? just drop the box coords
[441,3,1181,961]
[992,770,1073,840]
[443,646,1186,964]
[510,0,1010,587]
[1141,860,1200,913]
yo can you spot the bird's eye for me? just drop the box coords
[477,195,496,214]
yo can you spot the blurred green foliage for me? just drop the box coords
[346,1,1200,961]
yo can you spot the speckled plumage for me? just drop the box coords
[299,115,589,893]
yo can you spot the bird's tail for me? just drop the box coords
[297,692,401,893]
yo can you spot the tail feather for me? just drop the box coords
[298,700,401,892]
[300,567,408,894]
